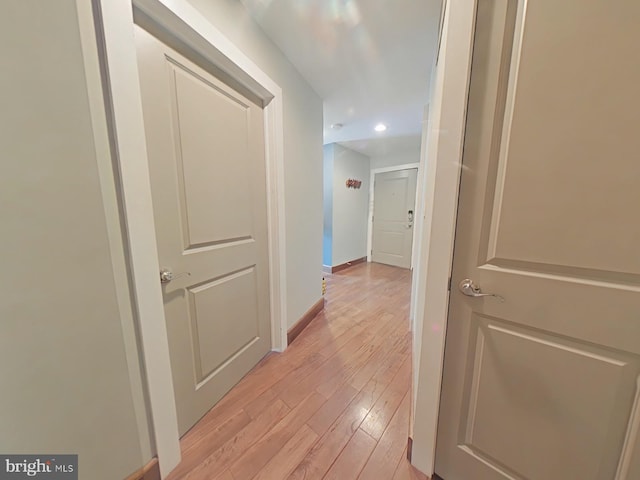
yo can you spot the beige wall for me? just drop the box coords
[0,1,149,478]
[370,149,421,170]
[187,0,325,328]
[324,145,371,266]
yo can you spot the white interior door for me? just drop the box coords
[436,1,640,479]
[135,26,271,436]
[371,169,418,269]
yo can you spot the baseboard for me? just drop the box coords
[327,256,367,274]
[287,297,325,345]
[125,458,160,480]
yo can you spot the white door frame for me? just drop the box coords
[410,0,477,476]
[95,0,287,476]
[366,163,420,264]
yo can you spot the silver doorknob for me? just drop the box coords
[160,268,191,284]
[458,279,504,302]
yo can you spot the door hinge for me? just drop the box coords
[447,277,452,291]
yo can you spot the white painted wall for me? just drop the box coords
[0,1,150,478]
[186,0,324,328]
[324,143,370,266]
[370,148,421,170]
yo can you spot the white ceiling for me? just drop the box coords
[240,0,442,157]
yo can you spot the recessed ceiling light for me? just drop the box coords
[374,123,387,132]
[330,123,343,130]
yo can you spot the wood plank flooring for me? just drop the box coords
[167,262,428,480]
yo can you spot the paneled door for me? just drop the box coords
[371,169,418,269]
[135,26,271,435]
[436,1,640,479]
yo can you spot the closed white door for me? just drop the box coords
[371,169,418,269]
[435,1,640,479]
[135,27,271,435]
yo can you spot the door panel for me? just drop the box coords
[135,26,271,435]
[462,317,637,480]
[172,64,254,247]
[371,169,418,268]
[485,0,640,277]
[436,1,640,479]
[188,267,259,383]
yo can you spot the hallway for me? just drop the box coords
[167,262,427,480]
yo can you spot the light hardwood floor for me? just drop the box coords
[167,262,428,480]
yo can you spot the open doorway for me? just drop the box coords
[322,143,421,275]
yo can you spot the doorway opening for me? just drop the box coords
[322,144,421,275]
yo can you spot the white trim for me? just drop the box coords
[77,0,154,461]
[263,89,288,353]
[95,0,287,476]
[410,104,431,428]
[411,0,477,475]
[366,163,420,263]
[94,1,181,476]
[410,104,431,320]
[370,163,420,175]
[411,106,430,278]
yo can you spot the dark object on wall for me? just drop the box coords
[346,178,362,189]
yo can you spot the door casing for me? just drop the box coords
[94,0,287,476]
[411,0,479,476]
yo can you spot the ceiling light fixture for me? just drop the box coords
[374,123,387,132]
[330,123,343,130]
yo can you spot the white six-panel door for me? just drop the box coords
[135,26,271,435]
[436,1,640,479]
